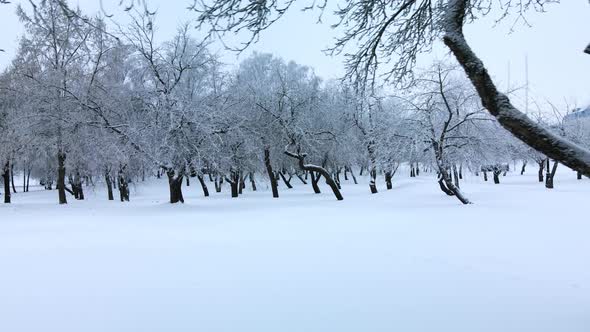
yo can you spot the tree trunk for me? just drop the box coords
[369,167,378,194]
[483,171,488,182]
[75,171,84,200]
[433,144,471,204]
[3,161,11,203]
[349,166,358,184]
[452,165,460,188]
[249,172,257,191]
[196,175,209,197]
[22,165,26,192]
[264,147,279,198]
[167,170,184,203]
[117,165,129,202]
[57,151,67,204]
[26,168,31,192]
[538,160,545,183]
[285,150,343,201]
[105,170,114,201]
[493,171,501,184]
[9,163,16,194]
[443,0,590,177]
[310,171,321,194]
[227,172,239,198]
[545,160,558,189]
[278,171,293,189]
[521,161,527,175]
[385,171,393,190]
[238,174,245,195]
[578,171,583,180]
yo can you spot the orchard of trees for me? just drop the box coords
[0,0,589,205]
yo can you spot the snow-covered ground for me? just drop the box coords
[1,168,589,332]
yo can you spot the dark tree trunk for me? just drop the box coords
[578,171,583,180]
[264,148,279,198]
[348,166,358,184]
[385,171,393,190]
[118,165,130,202]
[433,142,471,204]
[521,161,527,175]
[10,163,16,194]
[23,165,26,192]
[444,1,590,178]
[57,151,67,204]
[249,172,257,191]
[3,161,11,203]
[458,164,462,179]
[369,167,378,194]
[278,171,293,189]
[239,174,245,195]
[545,160,558,189]
[226,171,240,198]
[105,170,114,201]
[75,171,84,200]
[284,150,343,201]
[197,175,210,197]
[186,176,190,187]
[26,168,31,192]
[483,171,488,181]
[214,175,224,193]
[310,171,321,194]
[167,170,184,203]
[493,171,501,184]
[438,177,455,196]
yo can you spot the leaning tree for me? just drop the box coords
[190,0,590,177]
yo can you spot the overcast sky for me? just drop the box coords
[1,0,589,111]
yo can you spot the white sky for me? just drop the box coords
[1,0,589,111]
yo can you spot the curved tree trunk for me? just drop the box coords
[443,0,590,177]
[264,147,279,198]
[197,175,210,197]
[285,150,343,201]
[278,171,293,189]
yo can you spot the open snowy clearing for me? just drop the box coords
[1,169,589,332]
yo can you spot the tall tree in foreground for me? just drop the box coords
[191,0,590,177]
[16,0,94,204]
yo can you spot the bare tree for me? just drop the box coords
[191,0,590,178]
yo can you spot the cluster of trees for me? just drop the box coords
[0,0,588,206]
